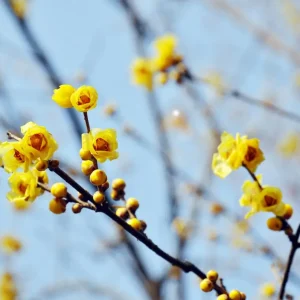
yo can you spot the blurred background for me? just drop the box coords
[1,0,300,299]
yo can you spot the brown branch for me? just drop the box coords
[279,224,300,299]
[47,160,227,296]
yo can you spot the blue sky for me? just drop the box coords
[1,0,300,299]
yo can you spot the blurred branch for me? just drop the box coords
[202,0,300,66]
[4,0,84,141]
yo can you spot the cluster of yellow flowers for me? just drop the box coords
[0,122,57,207]
[212,132,293,222]
[0,273,17,300]
[131,34,186,91]
[200,270,246,299]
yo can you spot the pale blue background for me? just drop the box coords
[1,0,300,299]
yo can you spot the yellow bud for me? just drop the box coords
[93,191,105,204]
[49,198,66,214]
[116,207,129,220]
[210,203,224,216]
[229,290,241,300]
[79,148,92,160]
[206,270,218,282]
[283,204,293,220]
[52,84,75,108]
[112,178,126,191]
[35,160,48,171]
[127,218,142,231]
[240,292,246,300]
[199,279,213,292]
[81,160,95,176]
[111,189,121,200]
[217,295,229,300]
[267,217,283,231]
[90,169,107,186]
[51,183,67,198]
[72,203,82,214]
[126,197,139,213]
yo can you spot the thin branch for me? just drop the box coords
[278,224,300,299]
[47,160,227,296]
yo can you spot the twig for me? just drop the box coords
[242,163,263,190]
[47,160,227,295]
[278,224,300,299]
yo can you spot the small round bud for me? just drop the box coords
[79,148,92,160]
[240,292,246,300]
[283,204,293,220]
[49,198,66,214]
[127,218,142,231]
[49,159,59,169]
[78,193,85,200]
[35,160,48,171]
[229,290,241,300]
[112,178,126,191]
[51,183,67,198]
[210,203,224,216]
[217,295,229,300]
[93,191,105,204]
[267,217,283,231]
[81,160,95,176]
[199,279,213,292]
[90,169,107,186]
[206,270,218,282]
[116,208,129,220]
[72,203,82,214]
[111,189,121,200]
[126,198,139,213]
[139,220,147,232]
[101,181,109,191]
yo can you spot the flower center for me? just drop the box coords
[264,195,278,207]
[79,95,90,105]
[19,182,27,194]
[30,134,47,151]
[94,138,110,151]
[245,146,257,162]
[14,150,25,162]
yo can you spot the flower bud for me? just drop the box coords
[51,183,67,198]
[81,160,95,176]
[49,198,66,214]
[199,279,213,292]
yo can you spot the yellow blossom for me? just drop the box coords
[7,171,39,203]
[11,199,31,212]
[82,128,118,163]
[260,283,275,297]
[131,58,153,91]
[153,34,178,71]
[32,169,49,195]
[0,236,22,254]
[239,176,286,218]
[212,132,264,178]
[0,141,31,173]
[70,85,98,112]
[20,122,58,160]
[52,84,76,108]
[0,273,17,300]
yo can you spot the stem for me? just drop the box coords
[243,163,263,190]
[278,224,300,299]
[47,161,226,295]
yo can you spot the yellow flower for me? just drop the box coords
[260,283,275,297]
[0,141,31,173]
[11,199,31,212]
[0,236,22,254]
[32,168,49,195]
[20,122,58,160]
[7,171,39,203]
[239,176,286,218]
[153,34,178,71]
[82,128,119,163]
[70,85,98,112]
[52,84,76,108]
[131,58,153,91]
[212,132,264,178]
[0,272,17,300]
